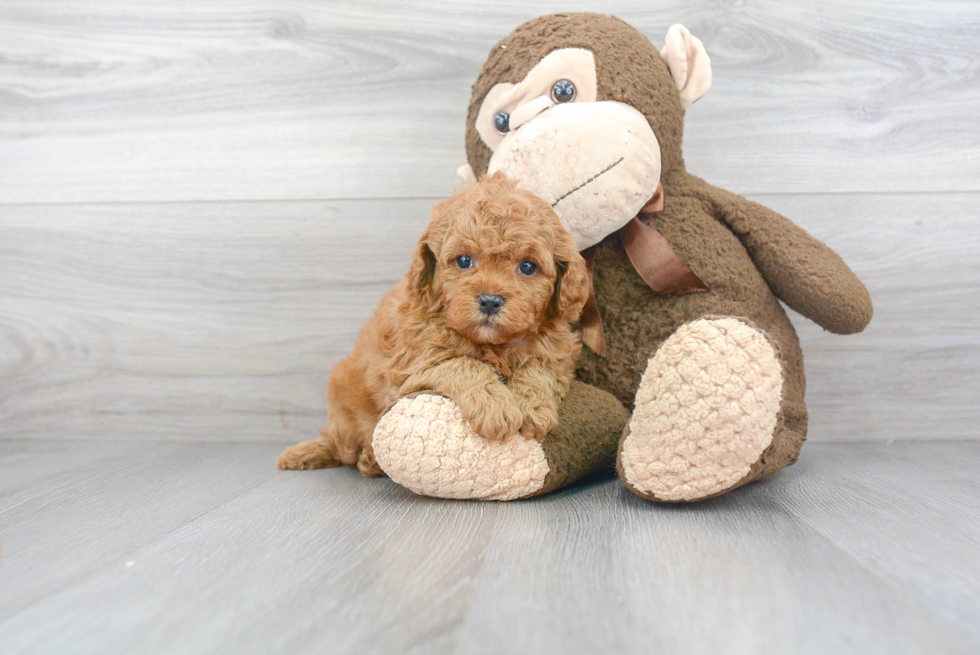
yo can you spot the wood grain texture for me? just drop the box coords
[2,193,977,443]
[765,442,980,638]
[0,0,978,203]
[761,192,980,441]
[2,4,977,652]
[0,440,281,618]
[0,198,433,442]
[0,441,978,654]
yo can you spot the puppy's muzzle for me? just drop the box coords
[478,293,505,316]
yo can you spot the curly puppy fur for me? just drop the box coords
[277,173,590,476]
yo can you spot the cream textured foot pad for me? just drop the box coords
[621,317,783,501]
[373,394,549,501]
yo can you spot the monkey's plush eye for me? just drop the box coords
[456,255,474,270]
[551,79,576,103]
[517,260,537,276]
[494,111,510,134]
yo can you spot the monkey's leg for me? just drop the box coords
[372,381,629,501]
[618,316,806,502]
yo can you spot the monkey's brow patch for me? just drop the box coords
[552,157,624,206]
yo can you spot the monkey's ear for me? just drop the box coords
[659,24,712,108]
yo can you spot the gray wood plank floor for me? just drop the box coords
[2,3,978,654]
[0,440,978,655]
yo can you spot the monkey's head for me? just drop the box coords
[464,14,711,250]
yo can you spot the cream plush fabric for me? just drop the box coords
[620,318,783,501]
[488,101,661,250]
[373,394,550,501]
[659,24,712,109]
[475,48,598,151]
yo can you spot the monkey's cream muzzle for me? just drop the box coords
[469,34,711,251]
[487,101,661,251]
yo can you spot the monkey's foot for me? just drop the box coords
[373,382,629,501]
[618,317,784,502]
[372,393,550,501]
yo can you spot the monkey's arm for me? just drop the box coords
[696,178,873,334]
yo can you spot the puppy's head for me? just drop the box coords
[410,172,589,345]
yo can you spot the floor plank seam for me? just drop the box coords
[0,442,174,518]
[763,486,980,642]
[0,470,280,626]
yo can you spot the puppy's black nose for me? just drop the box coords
[478,293,504,316]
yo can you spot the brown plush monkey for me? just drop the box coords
[372,13,872,502]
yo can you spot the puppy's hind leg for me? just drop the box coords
[277,397,381,474]
[356,442,385,478]
[279,349,384,474]
[277,430,342,470]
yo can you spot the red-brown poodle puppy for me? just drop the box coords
[277,172,590,476]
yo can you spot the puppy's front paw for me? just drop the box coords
[456,385,523,440]
[519,407,559,443]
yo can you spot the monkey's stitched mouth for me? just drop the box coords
[551,157,624,207]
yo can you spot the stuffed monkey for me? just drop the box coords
[372,13,872,502]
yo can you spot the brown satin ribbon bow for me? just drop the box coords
[579,183,708,356]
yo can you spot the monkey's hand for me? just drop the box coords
[698,178,873,335]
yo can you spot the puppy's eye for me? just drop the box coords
[517,260,537,276]
[551,79,576,104]
[456,255,474,270]
[494,111,510,134]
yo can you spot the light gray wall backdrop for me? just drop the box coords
[1,1,978,443]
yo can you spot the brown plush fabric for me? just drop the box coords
[467,13,686,180]
[537,380,630,495]
[614,316,805,503]
[465,13,873,500]
[576,169,816,492]
[697,180,874,335]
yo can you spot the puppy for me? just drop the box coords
[277,172,590,476]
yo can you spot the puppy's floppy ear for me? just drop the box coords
[410,241,437,298]
[548,227,590,323]
[410,198,452,303]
